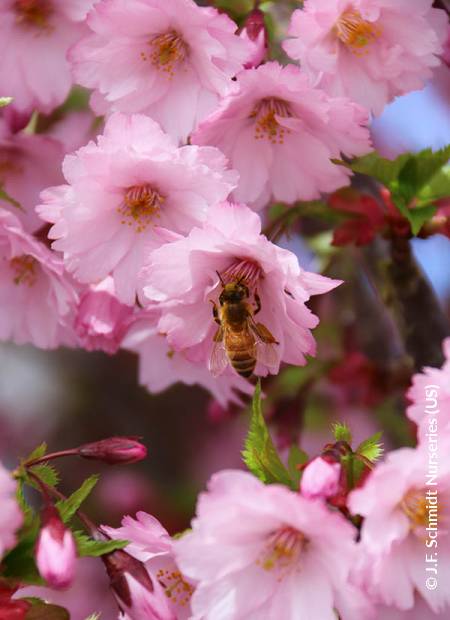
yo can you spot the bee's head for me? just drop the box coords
[219,281,249,304]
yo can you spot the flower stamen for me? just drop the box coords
[257,526,307,578]
[335,9,380,55]
[14,0,54,29]
[221,259,262,290]
[250,98,293,144]
[141,30,189,77]
[400,488,431,537]
[156,568,194,607]
[10,254,38,286]
[118,184,165,233]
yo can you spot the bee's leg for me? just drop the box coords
[210,300,221,325]
[254,291,261,315]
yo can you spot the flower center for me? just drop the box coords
[156,568,194,608]
[13,0,53,29]
[142,30,189,77]
[257,526,308,575]
[334,9,380,54]
[250,98,292,145]
[400,489,429,532]
[221,259,262,290]
[9,254,38,286]
[118,184,165,233]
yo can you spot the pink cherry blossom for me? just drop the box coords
[375,597,450,620]
[406,338,450,441]
[36,507,77,589]
[124,312,253,407]
[75,277,133,354]
[0,117,65,233]
[349,440,450,613]
[142,202,341,378]
[101,546,175,620]
[70,0,250,143]
[174,470,373,620]
[0,461,22,559]
[38,113,238,305]
[0,0,94,114]
[300,456,341,500]
[191,62,371,209]
[104,511,194,619]
[283,0,448,116]
[0,208,77,349]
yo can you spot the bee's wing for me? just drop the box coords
[249,320,279,370]
[209,327,229,377]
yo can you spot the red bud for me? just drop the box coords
[78,437,147,465]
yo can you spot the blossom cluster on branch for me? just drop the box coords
[0,0,449,618]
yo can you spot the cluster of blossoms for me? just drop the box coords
[0,0,449,617]
[1,0,446,406]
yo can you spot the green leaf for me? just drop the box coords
[0,185,22,210]
[287,445,308,487]
[25,443,48,462]
[28,463,60,488]
[2,517,43,585]
[74,532,128,557]
[348,146,450,235]
[242,382,293,487]
[0,97,13,107]
[84,615,101,620]
[349,151,411,187]
[416,165,450,206]
[396,146,450,203]
[332,422,352,444]
[356,431,384,462]
[56,475,99,524]
[25,603,70,620]
[407,204,437,235]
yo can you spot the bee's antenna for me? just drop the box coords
[216,270,225,286]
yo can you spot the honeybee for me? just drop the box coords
[209,274,279,379]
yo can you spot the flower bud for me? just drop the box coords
[300,457,341,500]
[35,506,76,589]
[78,437,147,465]
[240,9,267,69]
[75,278,133,355]
[102,549,175,620]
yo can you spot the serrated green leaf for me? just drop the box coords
[416,165,450,206]
[74,531,128,557]
[25,603,70,620]
[397,146,450,204]
[242,382,293,487]
[332,422,352,443]
[24,443,48,463]
[287,445,308,487]
[0,97,13,107]
[407,204,437,235]
[0,185,23,210]
[56,475,99,524]
[356,431,384,462]
[28,463,60,488]
[349,151,411,187]
[349,147,450,235]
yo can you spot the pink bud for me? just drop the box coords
[102,549,175,619]
[75,278,133,354]
[300,457,341,500]
[35,507,76,589]
[240,9,267,69]
[78,437,147,465]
